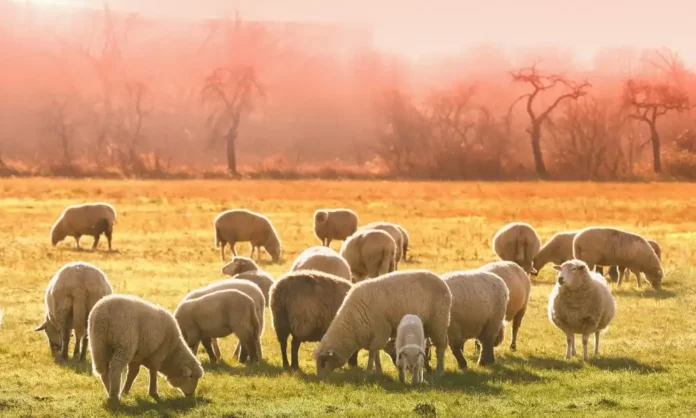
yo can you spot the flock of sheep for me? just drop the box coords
[36,202,665,403]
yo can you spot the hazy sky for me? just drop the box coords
[23,0,695,63]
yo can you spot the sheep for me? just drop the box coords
[290,246,352,281]
[441,270,509,369]
[34,262,113,361]
[608,239,662,284]
[314,270,452,378]
[221,256,275,305]
[182,278,265,363]
[50,202,116,250]
[395,314,426,385]
[395,224,410,261]
[175,289,263,365]
[214,209,282,263]
[573,227,664,290]
[269,270,355,371]
[492,222,541,274]
[88,294,204,403]
[479,261,530,351]
[359,222,404,266]
[339,229,396,283]
[548,260,616,360]
[314,209,359,247]
[532,230,579,274]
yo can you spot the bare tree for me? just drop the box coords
[116,81,151,174]
[623,79,690,173]
[202,66,264,174]
[511,65,591,178]
[44,97,78,167]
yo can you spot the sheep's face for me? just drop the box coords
[531,258,544,276]
[222,257,257,276]
[314,211,328,227]
[554,260,589,290]
[396,345,425,375]
[50,223,67,246]
[519,260,537,275]
[265,243,281,263]
[34,320,61,354]
[645,268,664,290]
[166,365,203,397]
[314,348,343,379]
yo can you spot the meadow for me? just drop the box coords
[1,178,696,417]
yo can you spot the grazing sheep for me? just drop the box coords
[608,239,662,284]
[492,222,541,274]
[314,270,452,378]
[548,260,616,360]
[269,270,354,371]
[175,290,263,364]
[221,256,275,305]
[214,209,282,263]
[314,209,359,247]
[50,202,116,250]
[290,246,352,281]
[35,262,113,360]
[339,229,397,283]
[88,295,204,403]
[573,227,664,289]
[395,314,426,385]
[359,222,404,265]
[395,224,410,261]
[441,270,509,369]
[532,231,579,274]
[479,261,531,351]
[183,279,265,363]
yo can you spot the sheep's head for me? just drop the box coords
[314,210,329,227]
[314,348,344,379]
[531,257,545,276]
[553,260,590,291]
[166,363,203,397]
[396,345,425,375]
[265,241,281,263]
[518,260,537,276]
[645,267,664,290]
[222,256,258,276]
[34,319,62,354]
[50,221,67,246]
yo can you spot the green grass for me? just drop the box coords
[1,179,696,417]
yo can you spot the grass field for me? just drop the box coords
[1,178,696,417]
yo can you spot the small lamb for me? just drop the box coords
[395,314,426,386]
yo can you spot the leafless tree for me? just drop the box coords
[116,80,151,174]
[623,78,690,173]
[511,65,591,178]
[44,97,78,166]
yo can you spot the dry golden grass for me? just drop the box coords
[1,178,695,417]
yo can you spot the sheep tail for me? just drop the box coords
[381,246,394,275]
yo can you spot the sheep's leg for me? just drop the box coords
[277,330,290,370]
[348,351,358,368]
[450,341,467,370]
[435,344,446,376]
[73,337,81,360]
[398,366,405,384]
[230,243,237,257]
[582,334,590,361]
[201,338,217,363]
[232,341,242,360]
[374,353,383,375]
[239,343,249,363]
[410,365,421,385]
[595,266,604,276]
[631,269,642,287]
[60,324,71,360]
[511,307,526,351]
[74,236,82,251]
[79,335,88,361]
[366,350,377,373]
[92,233,101,250]
[121,362,140,395]
[105,225,113,251]
[213,338,223,360]
[474,340,481,353]
[219,242,226,261]
[148,368,161,402]
[478,339,495,367]
[594,332,600,356]
[326,238,332,247]
[565,333,574,360]
[249,245,255,258]
[608,266,618,282]
[290,336,301,370]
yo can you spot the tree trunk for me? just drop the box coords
[650,123,661,174]
[530,123,549,178]
[226,129,237,175]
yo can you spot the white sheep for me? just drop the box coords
[35,261,113,360]
[339,229,396,282]
[442,270,509,369]
[175,289,263,364]
[50,202,116,250]
[479,261,531,351]
[532,230,579,274]
[395,314,426,385]
[88,294,204,403]
[608,239,662,284]
[221,256,275,305]
[314,209,359,247]
[492,222,541,274]
[548,260,616,360]
[359,222,404,266]
[314,270,452,378]
[573,227,664,289]
[214,209,282,263]
[290,246,352,281]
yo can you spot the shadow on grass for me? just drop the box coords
[53,356,92,375]
[588,357,665,374]
[505,355,664,374]
[612,288,676,299]
[204,359,285,377]
[504,355,584,371]
[105,395,211,415]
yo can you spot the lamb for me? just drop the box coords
[532,230,579,274]
[573,227,664,290]
[492,222,541,274]
[35,261,113,360]
[214,209,282,263]
[88,294,204,403]
[314,270,452,378]
[175,289,263,365]
[548,260,616,360]
[339,229,396,283]
[221,256,275,305]
[608,239,662,284]
[395,224,410,261]
[182,278,265,363]
[394,314,426,385]
[441,270,509,369]
[359,222,404,265]
[479,261,531,351]
[314,209,359,247]
[269,270,354,371]
[50,202,116,250]
[290,246,352,281]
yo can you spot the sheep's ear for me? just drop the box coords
[34,322,47,332]
[552,265,562,272]
[182,366,192,377]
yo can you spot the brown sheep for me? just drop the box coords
[214,209,282,263]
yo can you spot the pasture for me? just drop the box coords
[1,178,695,417]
